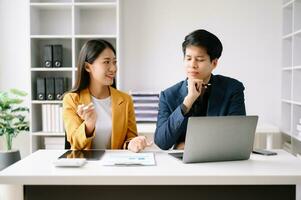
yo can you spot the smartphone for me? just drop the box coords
[252,148,277,156]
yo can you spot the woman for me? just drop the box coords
[63,39,150,152]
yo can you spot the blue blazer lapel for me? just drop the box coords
[207,75,225,116]
[178,79,188,105]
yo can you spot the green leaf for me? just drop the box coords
[10,89,27,97]
[11,107,29,112]
[7,98,23,105]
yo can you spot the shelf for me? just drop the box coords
[283,3,293,36]
[74,5,116,35]
[30,5,72,35]
[283,0,294,7]
[282,36,292,68]
[31,38,72,68]
[74,2,116,7]
[293,32,301,66]
[293,69,301,102]
[282,99,293,104]
[281,99,301,106]
[31,67,73,71]
[75,34,117,38]
[282,33,294,39]
[282,0,301,146]
[281,102,292,135]
[294,0,301,31]
[30,2,72,7]
[291,134,301,142]
[292,104,301,137]
[31,132,64,136]
[74,0,116,2]
[281,70,292,99]
[30,35,72,39]
[32,100,63,104]
[294,29,301,36]
[31,71,72,100]
[31,0,72,3]
[292,101,301,106]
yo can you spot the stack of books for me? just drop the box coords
[130,92,159,123]
[297,118,301,138]
[44,137,64,149]
[42,104,64,133]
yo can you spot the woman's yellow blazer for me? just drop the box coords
[62,87,137,150]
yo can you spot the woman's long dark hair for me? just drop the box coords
[69,39,116,94]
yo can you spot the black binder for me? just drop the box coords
[43,45,52,68]
[54,77,68,100]
[45,77,55,100]
[53,45,63,68]
[36,77,45,100]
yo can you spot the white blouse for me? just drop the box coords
[91,96,112,149]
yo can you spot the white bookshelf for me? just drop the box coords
[281,0,301,148]
[29,0,119,152]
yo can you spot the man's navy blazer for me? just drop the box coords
[154,74,246,150]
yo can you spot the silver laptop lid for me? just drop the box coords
[183,116,258,163]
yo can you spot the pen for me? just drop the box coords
[82,103,94,111]
[186,83,211,88]
[202,83,211,87]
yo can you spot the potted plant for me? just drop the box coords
[0,89,29,171]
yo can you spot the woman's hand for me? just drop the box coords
[128,136,153,153]
[77,103,96,136]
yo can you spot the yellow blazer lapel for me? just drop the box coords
[79,88,92,105]
[110,87,125,149]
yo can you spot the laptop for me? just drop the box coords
[169,116,258,163]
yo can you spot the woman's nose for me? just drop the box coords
[109,63,117,72]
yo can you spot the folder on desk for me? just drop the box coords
[102,152,156,166]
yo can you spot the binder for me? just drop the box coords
[53,45,63,68]
[46,77,55,100]
[43,45,53,68]
[54,77,67,100]
[36,77,45,100]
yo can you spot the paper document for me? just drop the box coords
[102,152,156,166]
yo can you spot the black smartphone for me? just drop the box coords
[252,148,277,156]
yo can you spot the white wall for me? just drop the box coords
[120,0,282,126]
[0,0,30,158]
[0,0,282,157]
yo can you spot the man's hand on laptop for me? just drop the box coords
[175,142,185,150]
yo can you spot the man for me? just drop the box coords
[154,29,246,150]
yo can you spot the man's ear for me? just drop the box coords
[85,62,91,72]
[211,59,218,69]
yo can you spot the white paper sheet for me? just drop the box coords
[102,152,156,166]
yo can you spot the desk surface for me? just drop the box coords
[0,150,300,185]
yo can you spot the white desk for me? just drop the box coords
[0,150,300,200]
